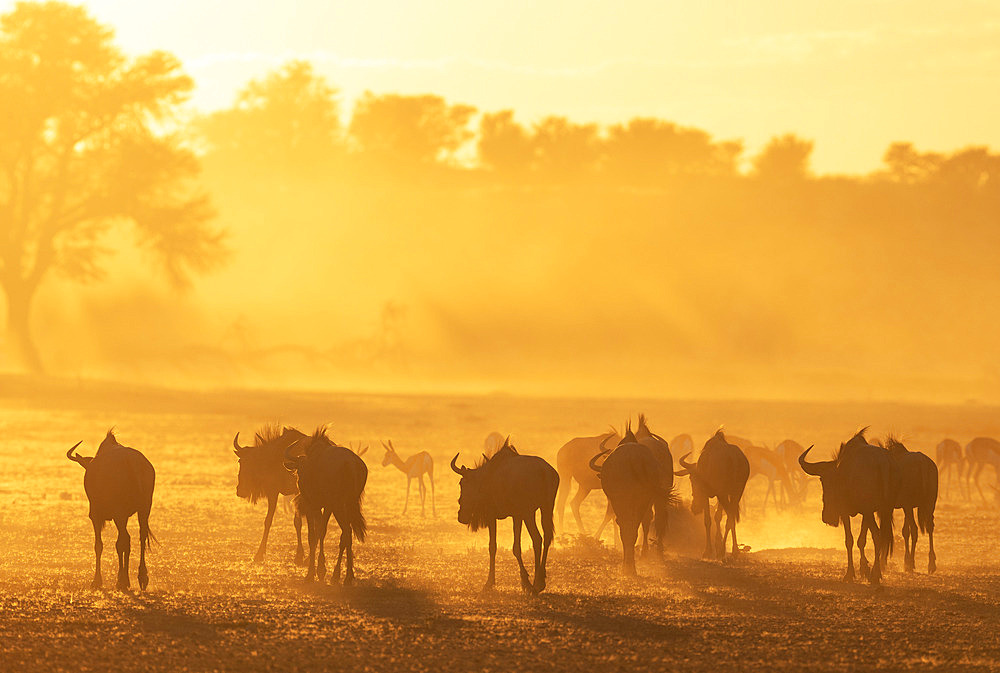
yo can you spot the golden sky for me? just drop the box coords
[9,0,1000,174]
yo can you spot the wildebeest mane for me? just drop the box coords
[472,442,518,470]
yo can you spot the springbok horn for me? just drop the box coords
[66,441,83,462]
[388,439,395,450]
[797,446,827,476]
[382,440,391,451]
[450,453,467,475]
[359,445,368,456]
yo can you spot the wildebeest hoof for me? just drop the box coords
[480,583,496,596]
[533,578,546,594]
[305,573,316,583]
[138,569,149,591]
[253,552,265,564]
[929,560,937,574]
[294,553,307,567]
[842,571,855,583]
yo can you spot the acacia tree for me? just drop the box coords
[0,2,224,372]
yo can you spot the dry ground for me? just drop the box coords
[1,383,999,672]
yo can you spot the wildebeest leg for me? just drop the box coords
[619,515,639,576]
[903,509,916,572]
[403,476,412,514]
[316,509,332,583]
[594,500,614,543]
[293,511,305,566]
[857,517,871,581]
[926,510,937,573]
[713,503,726,560]
[864,513,882,587]
[333,511,348,582]
[511,516,532,591]
[842,515,855,582]
[726,506,739,556]
[525,514,544,593]
[571,486,592,535]
[255,494,279,564]
[305,512,319,582]
[702,508,713,559]
[638,509,651,559]
[345,528,355,587]
[539,501,554,584]
[137,507,150,591]
[113,517,131,591]
[483,520,497,594]
[91,517,104,590]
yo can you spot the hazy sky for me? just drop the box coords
[8,0,1000,174]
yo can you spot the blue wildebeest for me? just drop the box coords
[675,430,750,560]
[882,437,938,573]
[593,415,673,554]
[283,429,368,585]
[590,422,675,575]
[451,438,559,594]
[799,428,899,586]
[67,430,155,591]
[233,425,307,564]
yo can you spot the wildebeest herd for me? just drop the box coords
[65,418,1000,593]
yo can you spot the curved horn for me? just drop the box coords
[283,439,302,467]
[233,433,245,453]
[589,449,610,474]
[676,452,702,480]
[66,441,84,464]
[598,432,614,453]
[450,453,467,476]
[797,445,827,476]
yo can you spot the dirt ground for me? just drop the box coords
[1,383,999,672]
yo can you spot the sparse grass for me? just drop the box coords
[1,392,1000,671]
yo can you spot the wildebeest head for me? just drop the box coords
[234,425,302,503]
[798,444,841,526]
[381,440,397,467]
[675,430,729,514]
[451,437,516,530]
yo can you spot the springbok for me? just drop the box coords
[451,438,559,594]
[233,425,307,564]
[283,429,368,585]
[67,430,155,591]
[554,428,619,533]
[381,439,435,516]
[484,431,505,456]
[675,430,750,560]
[936,439,964,499]
[965,437,1000,503]
[799,428,899,586]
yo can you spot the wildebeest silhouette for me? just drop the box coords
[675,430,750,560]
[233,425,307,564]
[283,428,368,585]
[451,438,559,594]
[381,439,435,516]
[593,415,673,554]
[799,428,899,586]
[935,438,964,499]
[67,430,155,591]
[881,437,938,573]
[591,423,675,575]
[555,427,620,533]
[964,437,1000,503]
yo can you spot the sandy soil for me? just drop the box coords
[1,385,999,672]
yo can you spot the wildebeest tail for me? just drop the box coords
[351,494,367,542]
[918,461,939,534]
